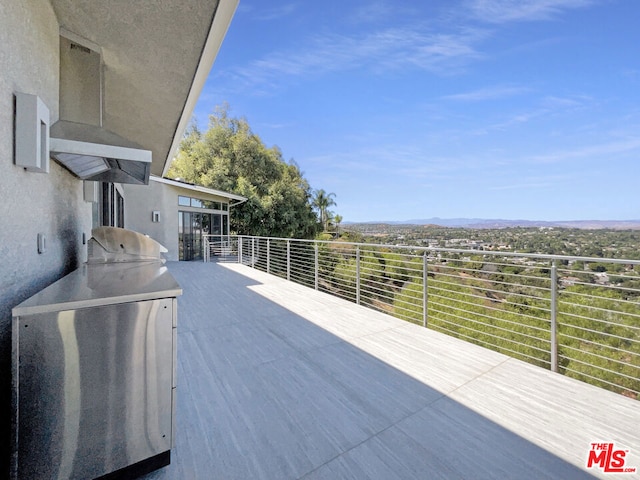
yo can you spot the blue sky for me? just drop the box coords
[193,0,640,222]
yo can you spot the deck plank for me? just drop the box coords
[142,262,639,479]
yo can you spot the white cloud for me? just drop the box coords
[258,122,293,130]
[471,108,549,135]
[468,94,592,134]
[442,85,531,101]
[219,0,598,95]
[489,181,553,190]
[540,95,590,108]
[468,0,594,23]
[251,3,299,21]
[222,26,487,92]
[350,1,395,24]
[528,138,640,164]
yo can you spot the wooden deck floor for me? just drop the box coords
[143,262,640,479]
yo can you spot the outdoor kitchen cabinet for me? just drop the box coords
[11,253,181,479]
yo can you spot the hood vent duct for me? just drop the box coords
[50,32,151,185]
[50,121,151,184]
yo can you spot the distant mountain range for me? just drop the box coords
[348,218,640,230]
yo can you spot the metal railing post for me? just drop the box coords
[287,239,291,281]
[423,253,428,328]
[252,237,255,268]
[550,260,558,372]
[238,237,243,264]
[314,243,319,290]
[203,236,209,263]
[356,246,361,305]
[267,238,271,274]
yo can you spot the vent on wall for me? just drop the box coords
[59,35,102,126]
[49,31,151,185]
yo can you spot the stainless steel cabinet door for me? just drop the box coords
[14,298,174,480]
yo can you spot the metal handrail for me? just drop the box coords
[226,234,640,265]
[206,234,640,399]
[202,235,238,263]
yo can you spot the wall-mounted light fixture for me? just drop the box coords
[15,93,50,173]
[37,233,47,254]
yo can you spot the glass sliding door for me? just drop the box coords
[178,211,184,259]
[178,211,213,261]
[193,213,202,260]
[211,214,222,245]
[177,194,232,260]
[179,211,193,260]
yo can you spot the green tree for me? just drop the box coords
[312,189,337,232]
[334,214,343,236]
[167,105,319,238]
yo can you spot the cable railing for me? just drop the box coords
[204,234,640,399]
[202,235,238,263]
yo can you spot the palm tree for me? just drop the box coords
[312,189,337,231]
[334,214,343,236]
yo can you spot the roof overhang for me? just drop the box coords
[150,175,247,204]
[49,0,238,177]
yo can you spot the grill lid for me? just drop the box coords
[87,227,167,264]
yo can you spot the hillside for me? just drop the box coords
[350,218,640,230]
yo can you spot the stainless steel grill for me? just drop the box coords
[12,227,181,480]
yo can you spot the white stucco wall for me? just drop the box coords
[0,2,93,475]
[124,180,180,260]
[124,180,235,262]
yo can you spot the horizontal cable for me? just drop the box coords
[559,343,639,371]
[428,306,551,345]
[427,298,551,333]
[429,322,551,364]
[559,356,640,386]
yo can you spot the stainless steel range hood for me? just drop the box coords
[50,120,151,184]
[50,32,152,185]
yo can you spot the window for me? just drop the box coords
[178,195,226,210]
[116,191,124,228]
[99,183,125,228]
[102,182,112,226]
